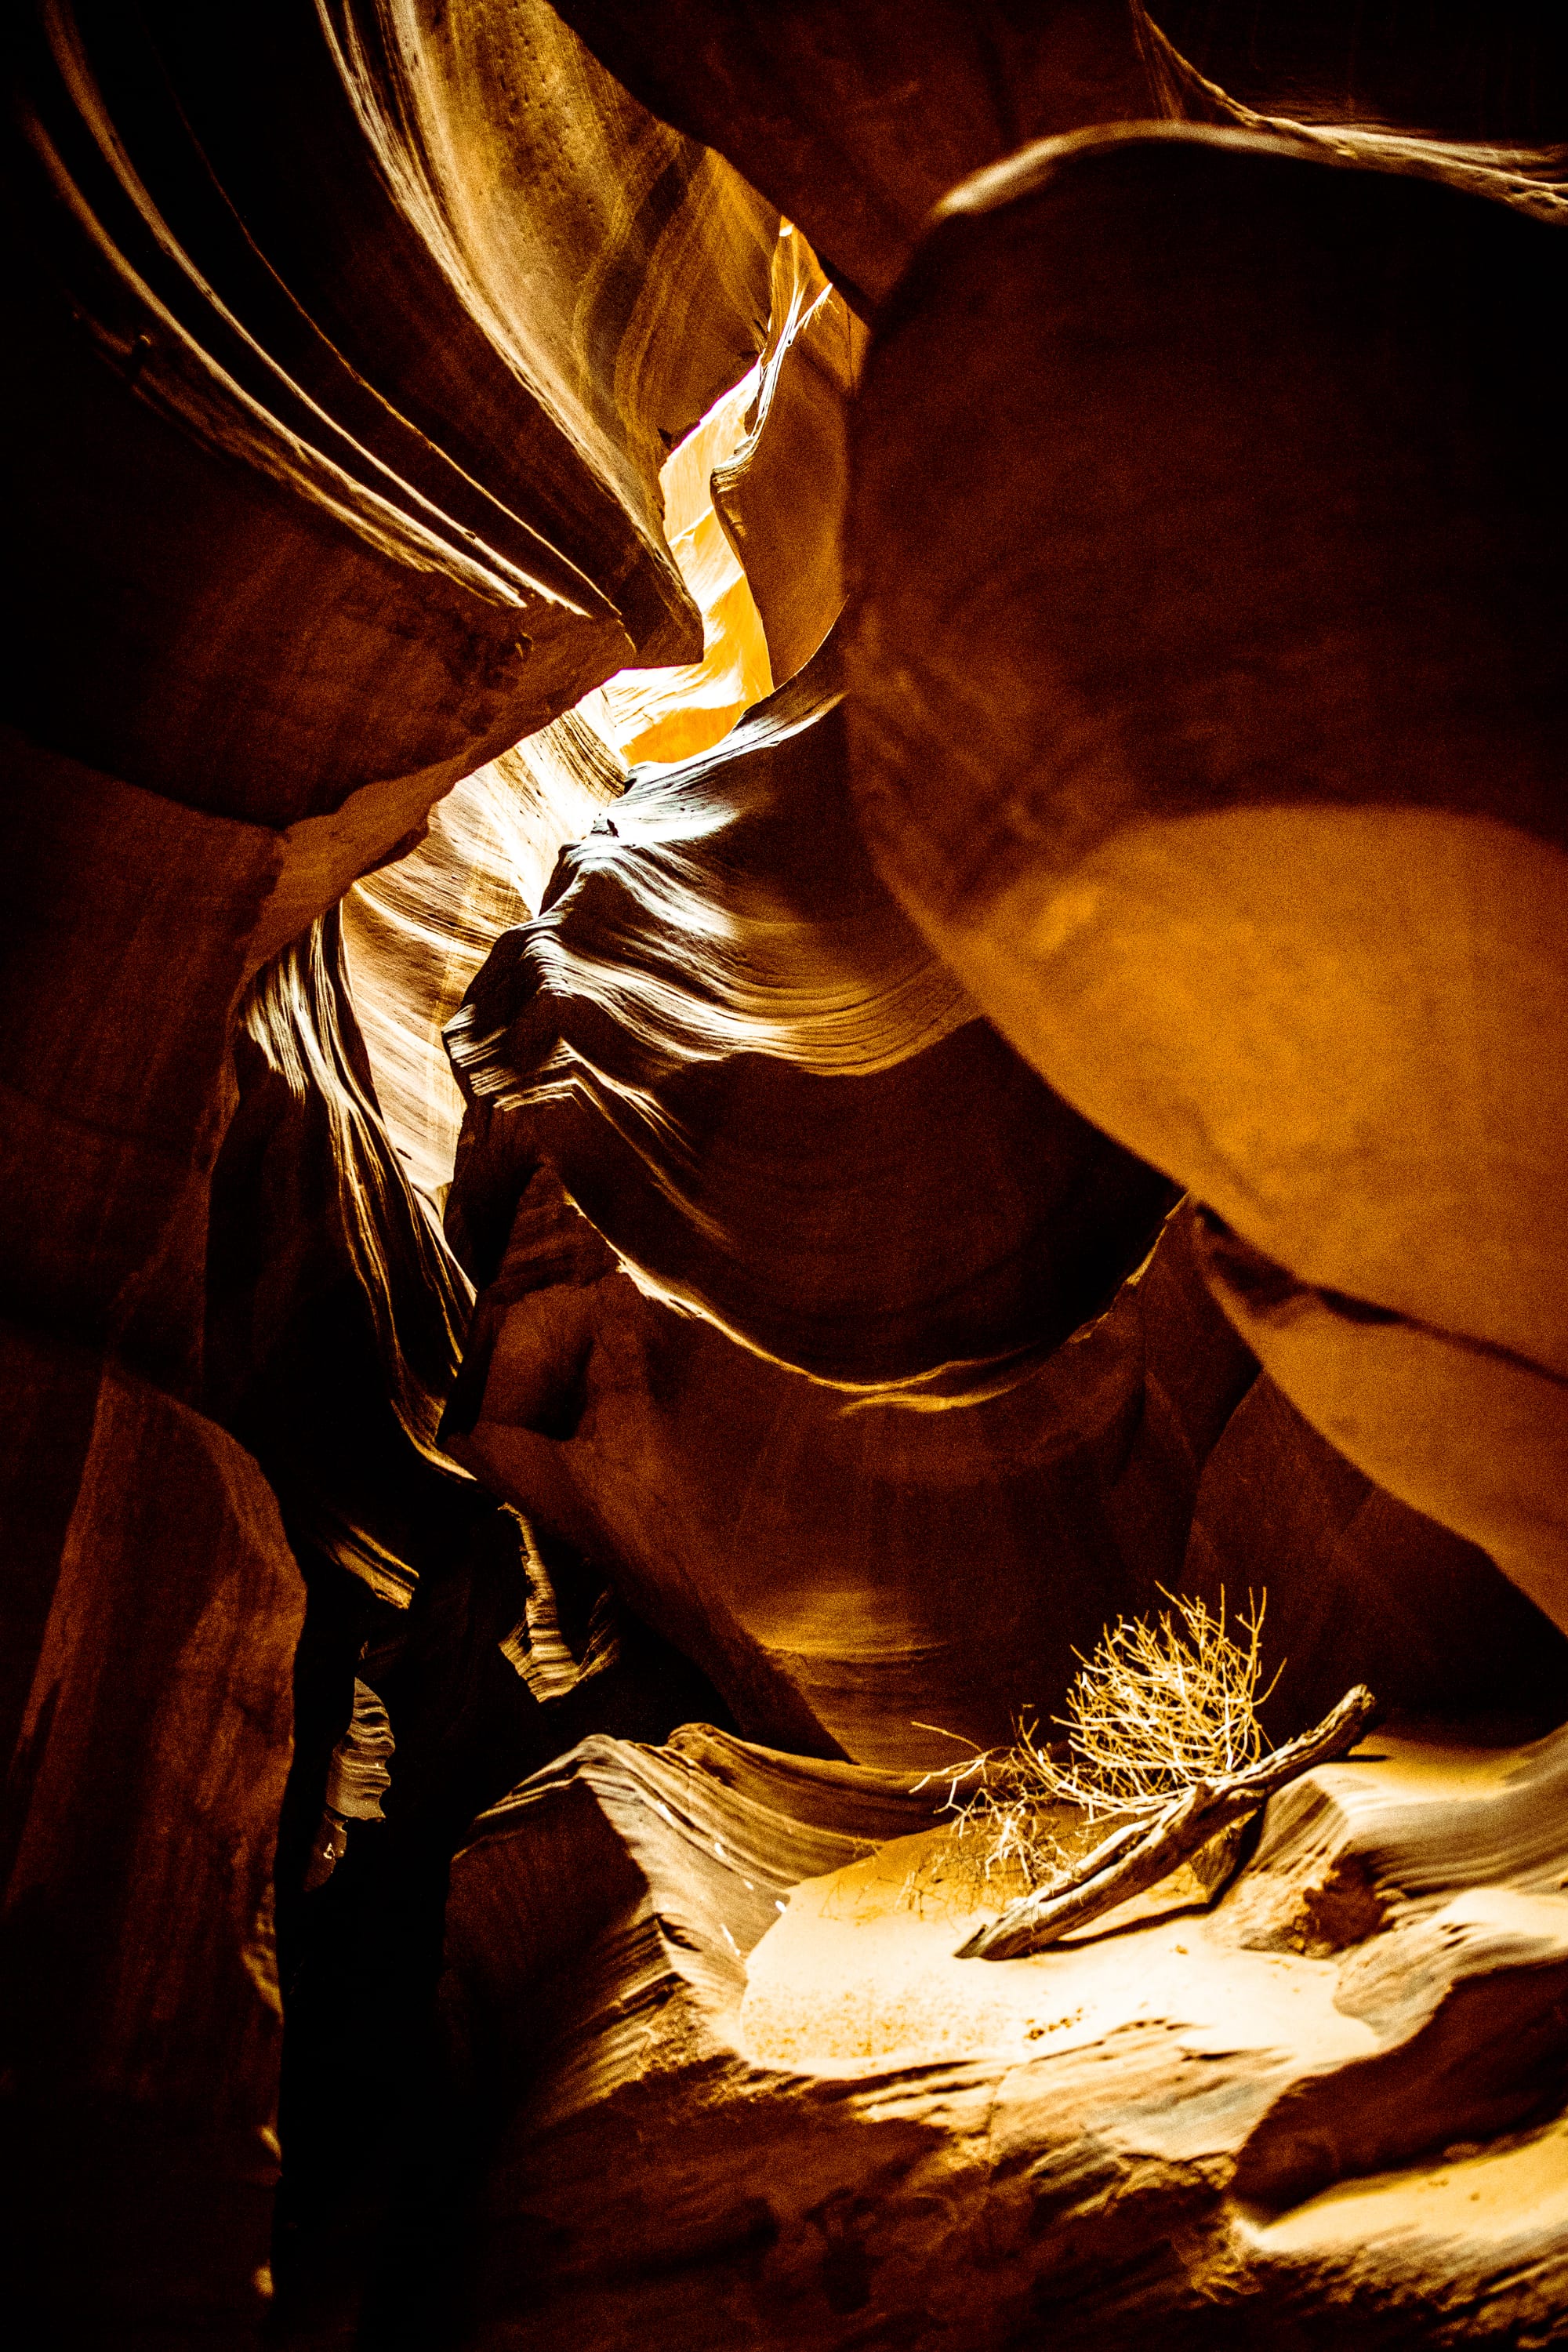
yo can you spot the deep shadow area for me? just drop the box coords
[267,1517,735,2349]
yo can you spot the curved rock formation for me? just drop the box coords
[448,636,1178,1388]
[209,906,479,1607]
[2,11,779,2338]
[444,1169,1258,1769]
[436,629,1287,1769]
[7,5,1568,2343]
[547,1,1234,310]
[1160,1,1568,148]
[549,0,1564,317]
[0,1324,303,2349]
[343,713,629,1208]
[209,905,746,2339]
[1180,1374,1568,1740]
[816,129,1568,2342]
[441,620,1557,1771]
[6,0,776,823]
[438,1717,1568,2349]
[579,363,775,768]
[710,227,869,687]
[845,125,1568,1632]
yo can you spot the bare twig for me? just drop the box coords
[1041,1589,1279,1818]
[956,1683,1378,1961]
[906,1591,1279,1916]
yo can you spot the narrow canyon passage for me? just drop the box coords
[2,6,1566,2348]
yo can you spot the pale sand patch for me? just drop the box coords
[1316,1726,1536,1801]
[739,1824,1375,2078]
[1249,2112,1568,2254]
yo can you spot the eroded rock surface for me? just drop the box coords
[548,2,1239,310]
[438,641,1316,1765]
[550,0,1564,321]
[7,0,777,820]
[441,1720,1568,2350]
[447,637,1178,1387]
[845,124,1568,1632]
[2,9,782,2334]
[0,1324,303,2349]
[440,620,1562,1770]
[6,5,1567,2343]
[710,227,869,687]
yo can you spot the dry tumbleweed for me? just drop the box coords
[903,1592,1377,1960]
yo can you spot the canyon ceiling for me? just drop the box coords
[2,5,1566,2348]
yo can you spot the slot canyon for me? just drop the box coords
[4,4,1568,2346]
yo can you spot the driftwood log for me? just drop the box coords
[437,1715,1568,2350]
[959,1683,1380,1959]
[3,4,1566,2343]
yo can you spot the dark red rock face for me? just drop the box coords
[3,5,1567,2347]
[844,124,1568,1627]
[445,637,1181,1388]
[6,2,779,822]
[0,1325,303,2346]
[2,4,773,2336]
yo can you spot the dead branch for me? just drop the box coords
[956,1683,1378,1961]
